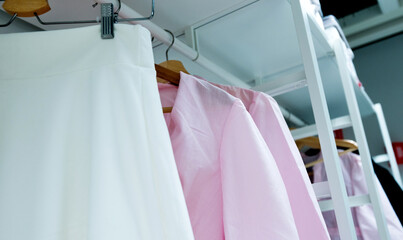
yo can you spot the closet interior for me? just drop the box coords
[1,0,402,240]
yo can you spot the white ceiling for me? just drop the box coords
[1,0,249,33]
[2,0,402,48]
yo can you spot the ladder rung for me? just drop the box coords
[318,194,371,212]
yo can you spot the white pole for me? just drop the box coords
[374,103,403,187]
[95,0,250,88]
[278,105,307,127]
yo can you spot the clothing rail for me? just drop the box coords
[95,0,248,88]
[93,0,307,128]
[279,105,307,127]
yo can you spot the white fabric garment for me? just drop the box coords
[301,0,324,29]
[0,25,194,240]
[324,23,362,87]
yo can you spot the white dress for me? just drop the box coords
[0,25,194,240]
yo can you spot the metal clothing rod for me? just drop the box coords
[115,0,155,22]
[93,0,308,128]
[94,0,249,89]
[265,79,308,97]
[34,12,98,25]
[278,106,307,127]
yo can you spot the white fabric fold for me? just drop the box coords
[0,25,194,240]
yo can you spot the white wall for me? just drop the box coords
[353,34,403,143]
[352,33,403,179]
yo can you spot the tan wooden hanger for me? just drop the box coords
[155,60,189,86]
[296,136,358,168]
[156,30,190,114]
[3,0,51,17]
[156,60,190,114]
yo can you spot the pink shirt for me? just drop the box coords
[158,72,299,240]
[313,153,403,240]
[211,83,330,240]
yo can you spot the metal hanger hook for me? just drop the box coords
[115,0,155,22]
[115,0,122,15]
[0,13,17,27]
[164,29,175,61]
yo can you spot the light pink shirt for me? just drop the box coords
[211,83,330,240]
[158,72,299,240]
[313,152,403,240]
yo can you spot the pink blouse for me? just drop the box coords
[158,72,299,240]
[314,152,403,240]
[211,83,330,240]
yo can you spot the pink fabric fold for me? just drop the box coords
[158,72,299,240]
[313,152,403,240]
[210,83,330,240]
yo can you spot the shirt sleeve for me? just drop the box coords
[219,100,300,240]
[251,94,330,240]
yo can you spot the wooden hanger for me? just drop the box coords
[159,60,189,74]
[155,29,189,86]
[3,0,51,17]
[155,63,176,113]
[156,60,189,114]
[154,30,190,113]
[296,136,358,168]
[156,60,189,85]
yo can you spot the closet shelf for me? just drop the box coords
[3,0,396,239]
[274,54,375,124]
[190,0,375,124]
[195,0,332,86]
[1,0,376,126]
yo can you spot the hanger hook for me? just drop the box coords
[164,29,175,61]
[0,13,17,27]
[115,0,122,15]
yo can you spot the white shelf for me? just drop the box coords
[6,0,375,126]
[188,0,375,124]
[275,55,375,124]
[194,0,332,86]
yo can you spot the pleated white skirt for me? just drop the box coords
[0,25,194,240]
